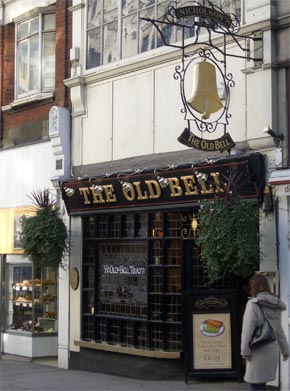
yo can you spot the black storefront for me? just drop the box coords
[62,152,265,381]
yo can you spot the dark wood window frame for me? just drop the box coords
[81,210,185,352]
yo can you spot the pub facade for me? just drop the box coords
[63,0,289,387]
[63,152,266,380]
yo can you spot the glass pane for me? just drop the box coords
[166,267,181,293]
[84,217,96,238]
[83,290,95,314]
[97,216,109,238]
[140,0,155,9]
[82,315,94,340]
[221,0,241,21]
[151,240,163,265]
[151,212,163,238]
[88,0,102,28]
[151,295,162,320]
[136,214,148,237]
[111,215,121,238]
[83,265,95,289]
[43,32,55,89]
[30,16,39,35]
[151,324,163,349]
[29,36,39,91]
[43,14,56,30]
[18,21,29,40]
[167,212,181,238]
[167,296,181,322]
[157,2,174,46]
[17,41,29,95]
[122,14,138,59]
[103,21,118,64]
[123,214,135,237]
[122,0,138,16]
[139,7,155,52]
[150,268,163,293]
[167,324,181,351]
[8,266,57,333]
[87,28,102,68]
[166,240,182,265]
[104,0,118,24]
[84,241,96,264]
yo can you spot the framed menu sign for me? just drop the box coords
[193,313,232,369]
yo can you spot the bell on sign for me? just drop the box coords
[187,61,223,120]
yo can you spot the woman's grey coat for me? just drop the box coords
[241,292,289,384]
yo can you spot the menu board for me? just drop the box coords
[193,313,232,369]
[98,253,147,306]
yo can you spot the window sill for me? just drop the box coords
[74,340,180,359]
[1,92,54,111]
[0,137,50,151]
[5,330,58,337]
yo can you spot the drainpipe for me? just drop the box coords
[286,66,290,166]
[0,254,6,359]
[0,2,4,143]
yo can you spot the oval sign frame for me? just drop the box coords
[70,267,79,290]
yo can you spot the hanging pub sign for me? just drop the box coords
[61,153,265,215]
[174,4,233,28]
[141,1,262,154]
[178,128,235,152]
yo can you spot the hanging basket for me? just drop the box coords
[21,190,68,270]
[197,197,260,284]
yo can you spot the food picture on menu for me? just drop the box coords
[200,319,225,337]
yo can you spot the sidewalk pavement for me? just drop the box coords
[0,356,263,391]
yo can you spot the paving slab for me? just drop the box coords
[0,357,276,391]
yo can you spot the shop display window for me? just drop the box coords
[82,211,184,352]
[6,264,57,334]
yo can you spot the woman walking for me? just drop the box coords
[241,274,289,391]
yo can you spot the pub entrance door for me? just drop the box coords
[182,234,247,383]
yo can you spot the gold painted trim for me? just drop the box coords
[74,340,180,359]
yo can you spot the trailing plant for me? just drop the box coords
[21,189,68,270]
[197,196,260,284]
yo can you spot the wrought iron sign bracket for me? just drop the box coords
[141,0,263,152]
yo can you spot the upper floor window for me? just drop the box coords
[86,0,242,70]
[16,13,56,99]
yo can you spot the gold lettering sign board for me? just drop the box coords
[193,313,232,369]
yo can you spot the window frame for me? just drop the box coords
[14,7,56,100]
[81,211,185,351]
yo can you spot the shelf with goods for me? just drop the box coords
[9,267,57,334]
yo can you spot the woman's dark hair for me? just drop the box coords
[249,274,271,297]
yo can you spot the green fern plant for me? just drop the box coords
[21,189,68,270]
[197,197,260,284]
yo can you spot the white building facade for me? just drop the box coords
[63,0,290,387]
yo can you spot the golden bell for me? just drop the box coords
[187,61,223,120]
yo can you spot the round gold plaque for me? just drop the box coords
[70,268,79,290]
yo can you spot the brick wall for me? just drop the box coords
[0,23,14,108]
[0,0,72,148]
